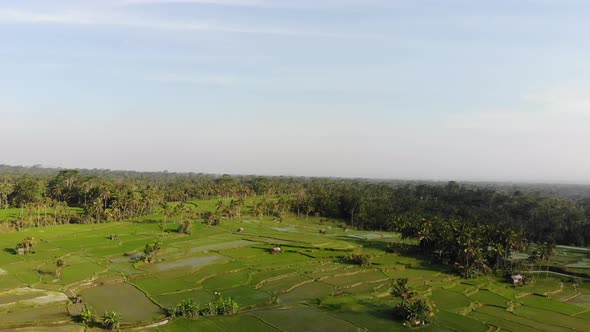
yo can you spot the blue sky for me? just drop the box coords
[1,0,590,183]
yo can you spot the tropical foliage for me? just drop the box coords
[169,297,239,318]
[143,241,162,263]
[392,278,435,326]
[102,310,121,330]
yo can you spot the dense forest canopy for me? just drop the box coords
[1,164,589,247]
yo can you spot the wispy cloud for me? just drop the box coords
[120,0,377,10]
[445,82,590,133]
[0,6,376,38]
[122,0,266,7]
[143,73,246,86]
[524,83,590,114]
[0,9,95,25]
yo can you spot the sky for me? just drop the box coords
[1,0,590,183]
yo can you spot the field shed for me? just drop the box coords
[511,274,525,285]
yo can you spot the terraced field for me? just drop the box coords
[0,203,589,331]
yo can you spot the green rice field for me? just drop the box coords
[0,200,589,331]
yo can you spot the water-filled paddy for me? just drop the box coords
[147,254,225,272]
[79,282,163,323]
[1,215,590,331]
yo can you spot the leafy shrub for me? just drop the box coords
[385,243,397,253]
[169,297,239,318]
[202,211,220,226]
[102,310,121,330]
[348,254,372,266]
[178,219,192,234]
[79,307,95,326]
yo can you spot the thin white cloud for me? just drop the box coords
[122,0,266,7]
[120,0,378,9]
[447,82,590,132]
[143,73,245,86]
[524,83,590,114]
[0,7,376,38]
[0,9,95,25]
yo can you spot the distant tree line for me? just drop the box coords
[1,166,590,248]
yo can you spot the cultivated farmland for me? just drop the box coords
[0,200,589,331]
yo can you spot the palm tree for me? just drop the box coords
[407,297,435,326]
[55,258,65,279]
[81,179,94,207]
[102,310,121,330]
[392,278,415,303]
[19,236,34,253]
[0,181,13,209]
[160,202,173,231]
[143,241,162,263]
[528,249,540,273]
[178,219,192,235]
[392,278,435,326]
[100,186,111,212]
[539,241,556,277]
[174,202,189,226]
[216,200,225,214]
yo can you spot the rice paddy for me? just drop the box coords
[1,202,590,331]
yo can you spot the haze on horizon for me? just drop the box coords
[1,0,589,184]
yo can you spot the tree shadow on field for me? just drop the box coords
[335,236,420,256]
[36,269,56,276]
[132,218,160,224]
[361,300,395,321]
[3,248,17,255]
[320,298,394,322]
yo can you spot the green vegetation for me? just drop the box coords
[169,296,239,318]
[392,278,435,327]
[143,241,162,263]
[346,253,372,266]
[1,166,590,330]
[79,307,95,326]
[102,310,122,330]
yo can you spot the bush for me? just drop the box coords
[385,243,396,253]
[79,307,95,326]
[102,310,121,331]
[202,211,220,226]
[348,254,372,266]
[178,220,192,234]
[170,297,239,318]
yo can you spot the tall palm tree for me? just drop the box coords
[0,181,13,209]
[100,186,111,212]
[539,241,556,277]
[160,202,173,231]
[55,258,65,279]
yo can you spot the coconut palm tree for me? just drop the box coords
[539,241,556,277]
[178,218,192,235]
[407,297,435,326]
[392,278,415,303]
[0,181,13,209]
[55,258,65,279]
[160,202,173,232]
[143,241,162,263]
[20,236,34,253]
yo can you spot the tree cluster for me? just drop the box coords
[395,217,527,278]
[2,167,590,248]
[169,297,239,318]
